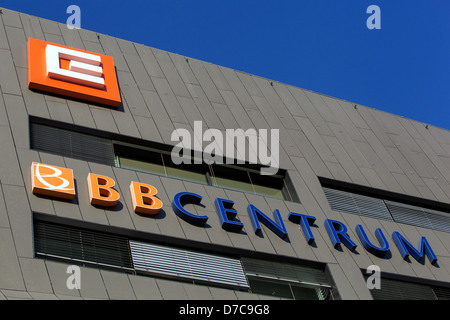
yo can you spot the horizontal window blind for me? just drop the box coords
[30,122,115,166]
[323,187,359,216]
[129,240,249,289]
[368,277,450,300]
[432,286,450,300]
[241,257,330,288]
[425,208,450,233]
[34,218,336,296]
[385,201,433,230]
[34,220,134,270]
[323,187,392,221]
[386,201,450,233]
[323,186,450,233]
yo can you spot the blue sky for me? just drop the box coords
[2,0,450,130]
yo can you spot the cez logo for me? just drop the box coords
[28,38,121,107]
[31,162,75,200]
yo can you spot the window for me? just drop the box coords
[247,277,330,300]
[33,215,333,298]
[114,144,294,201]
[241,257,333,300]
[129,240,249,290]
[366,277,450,300]
[322,187,392,221]
[30,121,115,166]
[385,201,450,233]
[33,216,248,289]
[114,143,210,185]
[34,219,134,272]
[209,164,289,200]
[322,180,450,234]
[30,119,298,202]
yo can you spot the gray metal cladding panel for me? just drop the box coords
[129,240,249,289]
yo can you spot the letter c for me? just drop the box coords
[172,192,208,225]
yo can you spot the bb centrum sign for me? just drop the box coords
[27,38,121,107]
[31,162,439,265]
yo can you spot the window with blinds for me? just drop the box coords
[241,257,333,300]
[367,277,450,300]
[34,219,248,289]
[30,119,299,203]
[323,187,392,221]
[30,122,115,166]
[385,201,450,233]
[322,185,450,234]
[129,240,249,290]
[34,220,134,271]
[33,217,334,297]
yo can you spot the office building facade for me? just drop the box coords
[0,7,449,300]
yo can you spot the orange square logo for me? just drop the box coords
[31,162,76,200]
[28,38,121,107]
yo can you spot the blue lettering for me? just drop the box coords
[288,212,316,244]
[214,198,244,232]
[324,219,357,251]
[392,231,438,264]
[247,204,288,239]
[172,192,208,225]
[355,225,389,256]
[169,191,437,266]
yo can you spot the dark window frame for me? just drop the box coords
[320,177,450,233]
[29,117,299,202]
[33,214,334,296]
[34,219,135,273]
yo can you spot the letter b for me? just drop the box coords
[130,181,163,215]
[87,173,120,207]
